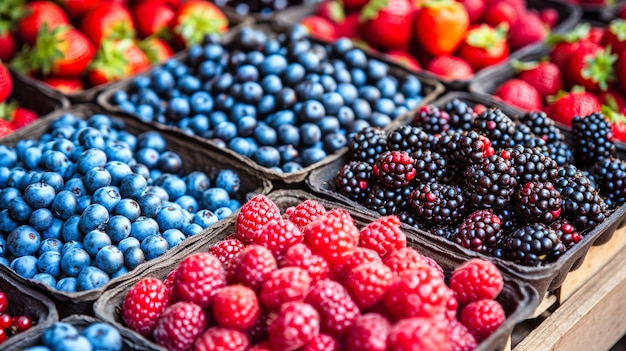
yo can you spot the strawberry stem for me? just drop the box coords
[581,47,617,92]
[546,23,590,47]
[466,23,507,49]
[511,59,539,72]
[175,13,228,47]
[609,19,626,42]
[359,0,389,22]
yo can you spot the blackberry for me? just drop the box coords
[372,151,417,189]
[412,149,449,183]
[408,182,466,228]
[494,206,518,234]
[397,212,421,230]
[546,141,574,166]
[514,181,562,224]
[589,156,626,208]
[549,218,582,249]
[453,209,503,254]
[512,124,549,152]
[365,184,412,216]
[554,165,608,230]
[434,226,459,240]
[517,111,565,144]
[472,108,517,149]
[463,154,517,210]
[348,127,388,164]
[571,112,616,164]
[436,130,495,169]
[501,223,566,266]
[443,98,476,131]
[412,105,450,134]
[503,145,559,184]
[386,125,435,154]
[335,161,373,202]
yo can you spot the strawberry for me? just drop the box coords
[252,218,304,257]
[0,118,14,138]
[132,1,175,38]
[0,63,12,104]
[387,317,452,351]
[280,243,330,283]
[234,244,277,291]
[287,199,327,232]
[459,299,505,342]
[601,105,626,143]
[173,252,226,308]
[494,78,542,112]
[173,0,228,48]
[260,266,311,311]
[122,277,169,336]
[336,12,360,39]
[18,1,70,45]
[304,208,360,266]
[269,301,320,351]
[566,41,616,92]
[301,334,339,351]
[212,284,260,330]
[588,25,605,44]
[615,46,626,96]
[87,38,150,86]
[426,54,474,80]
[80,2,135,47]
[194,327,249,351]
[508,12,548,52]
[41,76,83,93]
[316,0,345,24]
[358,0,415,51]
[458,23,509,71]
[0,26,17,62]
[300,16,338,42]
[344,313,391,351]
[599,88,626,112]
[153,301,207,351]
[9,107,38,129]
[56,0,101,19]
[457,0,486,24]
[540,7,558,29]
[545,88,602,126]
[601,19,626,55]
[512,59,563,99]
[384,50,422,71]
[305,279,360,338]
[414,0,469,56]
[343,0,369,10]
[483,0,517,28]
[236,194,281,244]
[346,261,393,309]
[547,23,592,68]
[358,215,406,258]
[138,36,173,64]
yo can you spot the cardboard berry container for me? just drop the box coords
[272,0,581,91]
[0,103,273,317]
[93,189,539,351]
[96,23,445,184]
[305,91,626,302]
[3,314,160,351]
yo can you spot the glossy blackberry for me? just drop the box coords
[512,124,548,152]
[372,151,417,189]
[335,161,373,202]
[364,184,412,216]
[453,209,503,254]
[554,165,608,230]
[514,181,562,224]
[546,141,574,167]
[549,218,581,249]
[348,127,388,164]
[472,108,517,149]
[590,156,626,208]
[443,98,476,131]
[463,154,517,210]
[501,223,566,266]
[571,112,616,164]
[433,226,459,240]
[494,206,518,234]
[436,130,495,169]
[408,182,466,228]
[386,125,435,154]
[397,211,421,230]
[503,145,559,184]
[412,149,449,183]
[412,104,450,134]
[518,111,565,144]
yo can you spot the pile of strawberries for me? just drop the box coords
[0,62,38,137]
[0,0,228,93]
[491,18,626,141]
[298,0,559,80]
[121,195,507,351]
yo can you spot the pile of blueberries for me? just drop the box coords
[0,112,247,292]
[24,320,122,351]
[111,25,426,174]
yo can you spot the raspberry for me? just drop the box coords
[122,277,168,336]
[193,327,249,351]
[153,301,206,351]
[236,194,281,244]
[173,252,226,307]
[387,317,452,351]
[358,215,406,258]
[235,245,277,291]
[346,262,393,309]
[288,199,327,231]
[247,311,270,345]
[383,247,444,278]
[252,218,304,257]
[249,341,272,351]
[383,265,452,320]
[344,313,391,351]
[305,279,360,338]
[304,208,359,266]
[372,150,417,189]
[212,285,260,330]
[260,267,312,311]
[460,299,506,342]
[268,301,320,351]
[280,243,330,283]
[301,333,339,351]
[333,246,381,282]
[450,319,477,351]
[449,259,504,305]
[208,238,246,265]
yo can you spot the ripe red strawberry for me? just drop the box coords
[513,60,563,98]
[41,76,83,93]
[344,313,390,351]
[540,8,559,29]
[0,63,12,104]
[268,301,320,351]
[615,47,626,96]
[336,12,360,39]
[193,327,249,351]
[508,12,548,52]
[333,246,380,282]
[153,301,207,351]
[457,0,486,24]
[343,0,369,10]
[10,107,38,129]
[208,238,246,265]
[236,194,281,244]
[358,0,415,51]
[316,0,345,23]
[460,299,506,342]
[601,19,626,55]
[426,54,474,80]
[0,119,14,138]
[346,261,393,309]
[138,36,173,64]
[122,277,168,336]
[132,1,175,38]
[301,333,339,351]
[449,259,504,305]
[305,279,360,338]
[173,0,228,47]
[300,16,338,42]
[212,284,260,330]
[450,319,478,351]
[260,266,311,311]
[280,243,330,283]
[287,199,327,231]
[458,24,509,71]
[483,0,518,27]
[359,215,406,258]
[235,244,277,291]
[414,0,469,56]
[56,0,101,19]
[304,208,360,266]
[173,252,226,307]
[547,23,592,68]
[87,38,150,86]
[384,50,422,71]
[0,27,16,62]
[545,88,602,126]
[566,41,616,92]
[252,218,304,257]
[598,88,626,112]
[494,79,542,112]
[80,2,135,47]
[387,317,452,351]
[18,1,70,45]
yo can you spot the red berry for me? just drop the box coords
[249,341,272,351]
[305,279,360,338]
[388,317,452,351]
[450,318,478,351]
[304,208,359,266]
[0,328,6,344]
[0,292,7,314]
[153,301,207,351]
[122,277,168,336]
[449,259,504,305]
[235,245,277,290]
[252,218,304,257]
[268,301,320,351]
[212,285,260,330]
[163,266,179,292]
[346,262,393,309]
[209,238,246,265]
[383,247,443,277]
[173,252,226,308]
[260,267,312,311]
[236,194,281,244]
[460,299,506,342]
[0,314,12,329]
[13,315,32,332]
[193,327,250,351]
[301,333,339,351]
[333,246,380,282]
[288,199,327,231]
[359,215,406,258]
[247,311,271,345]
[344,313,391,351]
[280,243,330,283]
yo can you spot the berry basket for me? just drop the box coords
[272,0,581,91]
[0,103,272,317]
[96,23,445,184]
[94,189,539,351]
[305,91,626,302]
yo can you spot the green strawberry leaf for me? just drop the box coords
[546,23,590,47]
[581,47,617,92]
[359,0,388,22]
[511,59,540,72]
[609,19,626,42]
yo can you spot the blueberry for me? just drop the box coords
[282,63,306,85]
[77,127,105,149]
[118,237,140,254]
[202,187,230,212]
[401,75,422,97]
[104,162,133,187]
[56,277,77,292]
[275,87,298,111]
[324,132,348,153]
[83,322,122,351]
[318,116,341,134]
[83,230,112,257]
[111,266,129,278]
[22,147,42,170]
[76,266,110,291]
[10,255,38,278]
[95,245,124,274]
[37,251,62,278]
[298,100,326,123]
[278,145,299,163]
[105,215,132,244]
[177,74,201,93]
[267,110,296,129]
[300,123,322,147]
[137,193,163,218]
[377,76,398,98]
[79,204,109,234]
[189,114,211,134]
[157,151,183,175]
[43,322,80,346]
[24,182,56,208]
[155,206,184,231]
[120,174,148,200]
[175,195,198,214]
[236,64,259,82]
[32,273,56,288]
[182,223,203,236]
[193,209,218,229]
[7,225,40,257]
[113,198,141,222]
[136,148,160,169]
[163,228,186,248]
[136,131,167,152]
[166,97,190,121]
[92,186,121,213]
[184,171,211,200]
[261,54,288,76]
[0,187,21,210]
[282,162,304,173]
[123,246,145,270]
[214,121,238,142]
[104,143,133,163]
[252,146,281,168]
[294,81,324,101]
[370,112,393,127]
[64,178,87,197]
[130,216,159,242]
[61,215,83,242]
[352,98,372,120]
[135,105,154,122]
[375,98,396,116]
[228,137,254,157]
[321,92,344,116]
[151,69,175,94]
[333,37,353,55]
[301,147,327,167]
[0,210,17,233]
[214,207,233,220]
[253,124,277,146]
[344,48,368,69]
[130,164,150,180]
[29,208,54,232]
[140,235,170,260]
[350,68,367,87]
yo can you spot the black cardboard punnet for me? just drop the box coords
[0,104,272,317]
[305,91,626,302]
[94,189,539,351]
[96,23,445,184]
